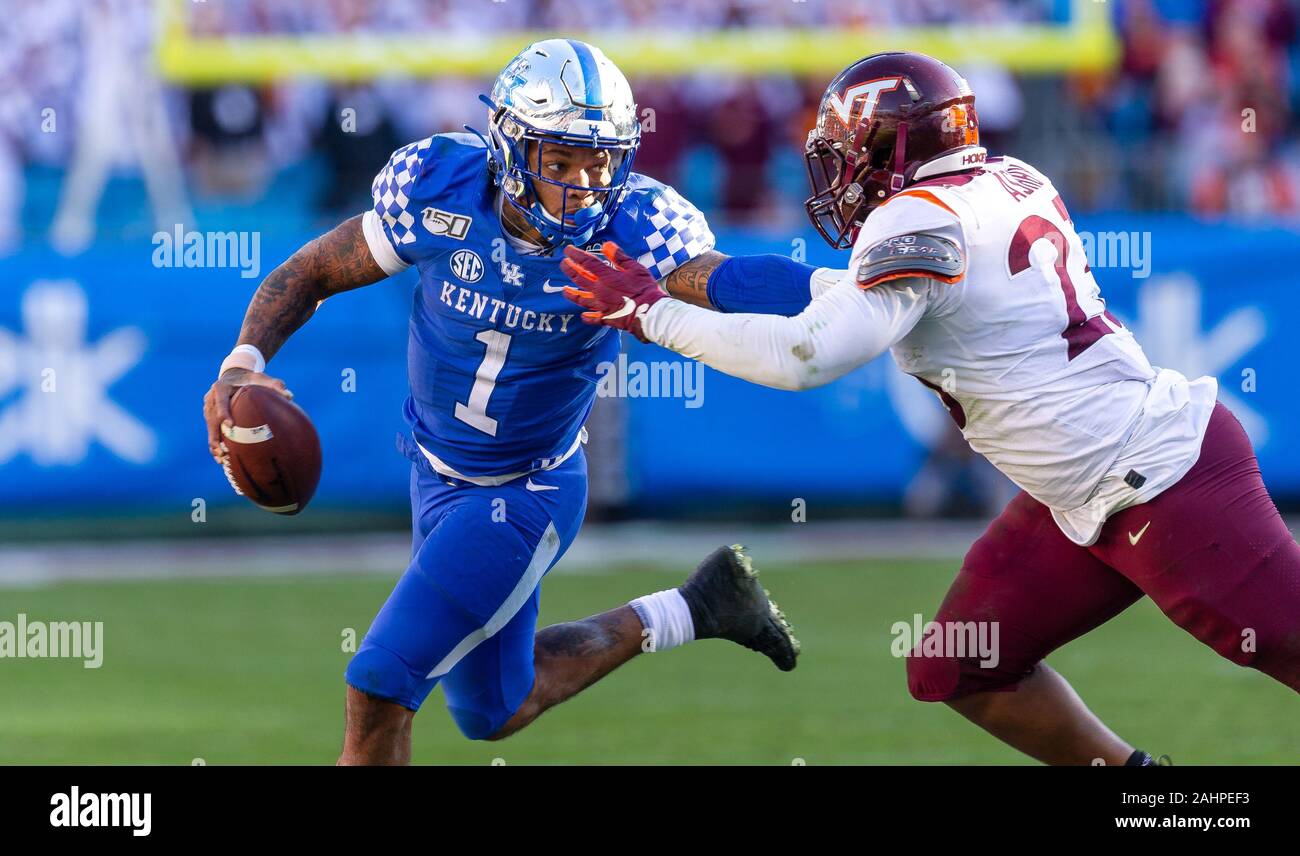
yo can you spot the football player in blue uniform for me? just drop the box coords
[203,40,830,764]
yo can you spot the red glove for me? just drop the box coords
[560,242,667,343]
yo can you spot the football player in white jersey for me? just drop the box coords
[561,51,1300,765]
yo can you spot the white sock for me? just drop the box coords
[628,588,695,653]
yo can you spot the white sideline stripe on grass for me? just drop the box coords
[10,517,1293,589]
[0,520,985,588]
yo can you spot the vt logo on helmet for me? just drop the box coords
[472,39,642,251]
[826,77,903,126]
[805,51,985,249]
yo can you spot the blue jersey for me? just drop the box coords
[362,133,714,478]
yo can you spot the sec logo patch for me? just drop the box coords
[450,249,484,283]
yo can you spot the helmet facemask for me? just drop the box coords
[804,118,901,250]
[487,102,638,251]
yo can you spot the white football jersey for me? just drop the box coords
[642,155,1216,545]
[851,156,1217,543]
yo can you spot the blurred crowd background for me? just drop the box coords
[2,0,1298,258]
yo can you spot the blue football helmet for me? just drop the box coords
[475,39,641,250]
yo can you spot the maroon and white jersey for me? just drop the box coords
[644,156,1218,545]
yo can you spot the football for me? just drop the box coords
[220,385,322,515]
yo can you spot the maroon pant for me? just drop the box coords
[908,402,1300,700]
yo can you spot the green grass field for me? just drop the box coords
[1,559,1294,764]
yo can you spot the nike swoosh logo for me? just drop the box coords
[603,296,637,320]
[1128,521,1152,546]
[541,280,566,293]
[525,479,558,492]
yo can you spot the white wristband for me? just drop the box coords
[219,344,266,377]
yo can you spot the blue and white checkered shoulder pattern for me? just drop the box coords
[633,187,715,280]
[372,136,434,252]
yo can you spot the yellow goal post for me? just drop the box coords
[154,0,1119,84]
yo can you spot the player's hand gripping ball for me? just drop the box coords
[560,241,666,343]
[219,385,322,515]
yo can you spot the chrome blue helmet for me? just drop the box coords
[477,39,641,250]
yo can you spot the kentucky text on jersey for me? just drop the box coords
[436,281,577,333]
[361,132,715,478]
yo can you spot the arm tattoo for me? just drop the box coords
[662,250,728,310]
[236,214,388,362]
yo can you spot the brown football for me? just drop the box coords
[220,385,322,515]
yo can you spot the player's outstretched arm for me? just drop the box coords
[202,214,389,463]
[662,250,844,316]
[660,250,726,308]
[235,214,388,359]
[562,242,928,391]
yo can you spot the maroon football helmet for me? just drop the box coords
[804,51,984,248]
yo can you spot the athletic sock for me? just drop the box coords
[1125,749,1154,766]
[628,589,695,653]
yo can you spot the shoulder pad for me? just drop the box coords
[604,180,715,280]
[856,233,964,289]
[369,135,492,264]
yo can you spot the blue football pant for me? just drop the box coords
[345,442,587,739]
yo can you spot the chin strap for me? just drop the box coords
[889,121,908,193]
[567,203,604,242]
[464,118,506,181]
[529,199,602,251]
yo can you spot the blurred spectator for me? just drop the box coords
[49,0,191,254]
[187,85,271,198]
[316,87,402,217]
[704,79,776,223]
[1185,0,1298,216]
[625,80,691,190]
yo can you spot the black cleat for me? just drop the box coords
[678,544,800,671]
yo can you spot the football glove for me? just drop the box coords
[560,241,666,343]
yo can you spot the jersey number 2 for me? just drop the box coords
[1007,196,1112,361]
[455,330,511,436]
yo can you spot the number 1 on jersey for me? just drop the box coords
[455,329,511,436]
